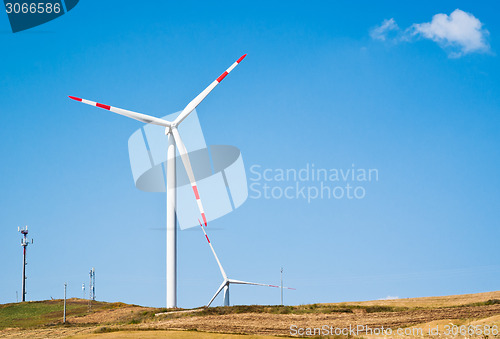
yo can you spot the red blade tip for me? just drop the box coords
[237,54,247,63]
[69,96,82,101]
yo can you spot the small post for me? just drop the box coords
[280,267,283,306]
[88,269,92,312]
[63,282,67,323]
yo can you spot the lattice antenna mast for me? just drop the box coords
[18,226,33,302]
[89,268,96,301]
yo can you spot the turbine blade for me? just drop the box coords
[173,54,247,126]
[69,96,171,127]
[228,279,268,286]
[199,219,227,280]
[228,279,295,290]
[171,127,208,226]
[207,281,227,307]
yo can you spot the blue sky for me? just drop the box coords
[1,0,499,308]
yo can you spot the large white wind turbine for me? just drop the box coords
[69,54,247,308]
[196,220,295,307]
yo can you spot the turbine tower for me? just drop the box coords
[196,220,295,307]
[18,226,33,302]
[69,54,246,308]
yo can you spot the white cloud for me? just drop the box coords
[379,296,399,300]
[411,9,489,57]
[370,18,399,41]
[370,9,490,58]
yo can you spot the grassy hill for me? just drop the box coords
[0,299,153,330]
[0,291,499,338]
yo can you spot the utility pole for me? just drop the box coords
[63,283,67,323]
[18,226,33,302]
[92,267,95,301]
[16,291,18,303]
[280,267,283,306]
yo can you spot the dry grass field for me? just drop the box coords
[0,291,499,338]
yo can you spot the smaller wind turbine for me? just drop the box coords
[197,220,295,307]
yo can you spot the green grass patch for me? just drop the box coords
[94,326,120,333]
[187,303,402,316]
[462,299,500,307]
[363,305,402,313]
[0,299,119,329]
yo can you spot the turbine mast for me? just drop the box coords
[223,285,230,306]
[166,133,177,308]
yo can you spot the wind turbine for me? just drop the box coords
[196,220,295,307]
[69,54,247,308]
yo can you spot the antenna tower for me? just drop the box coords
[89,268,96,301]
[18,226,33,302]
